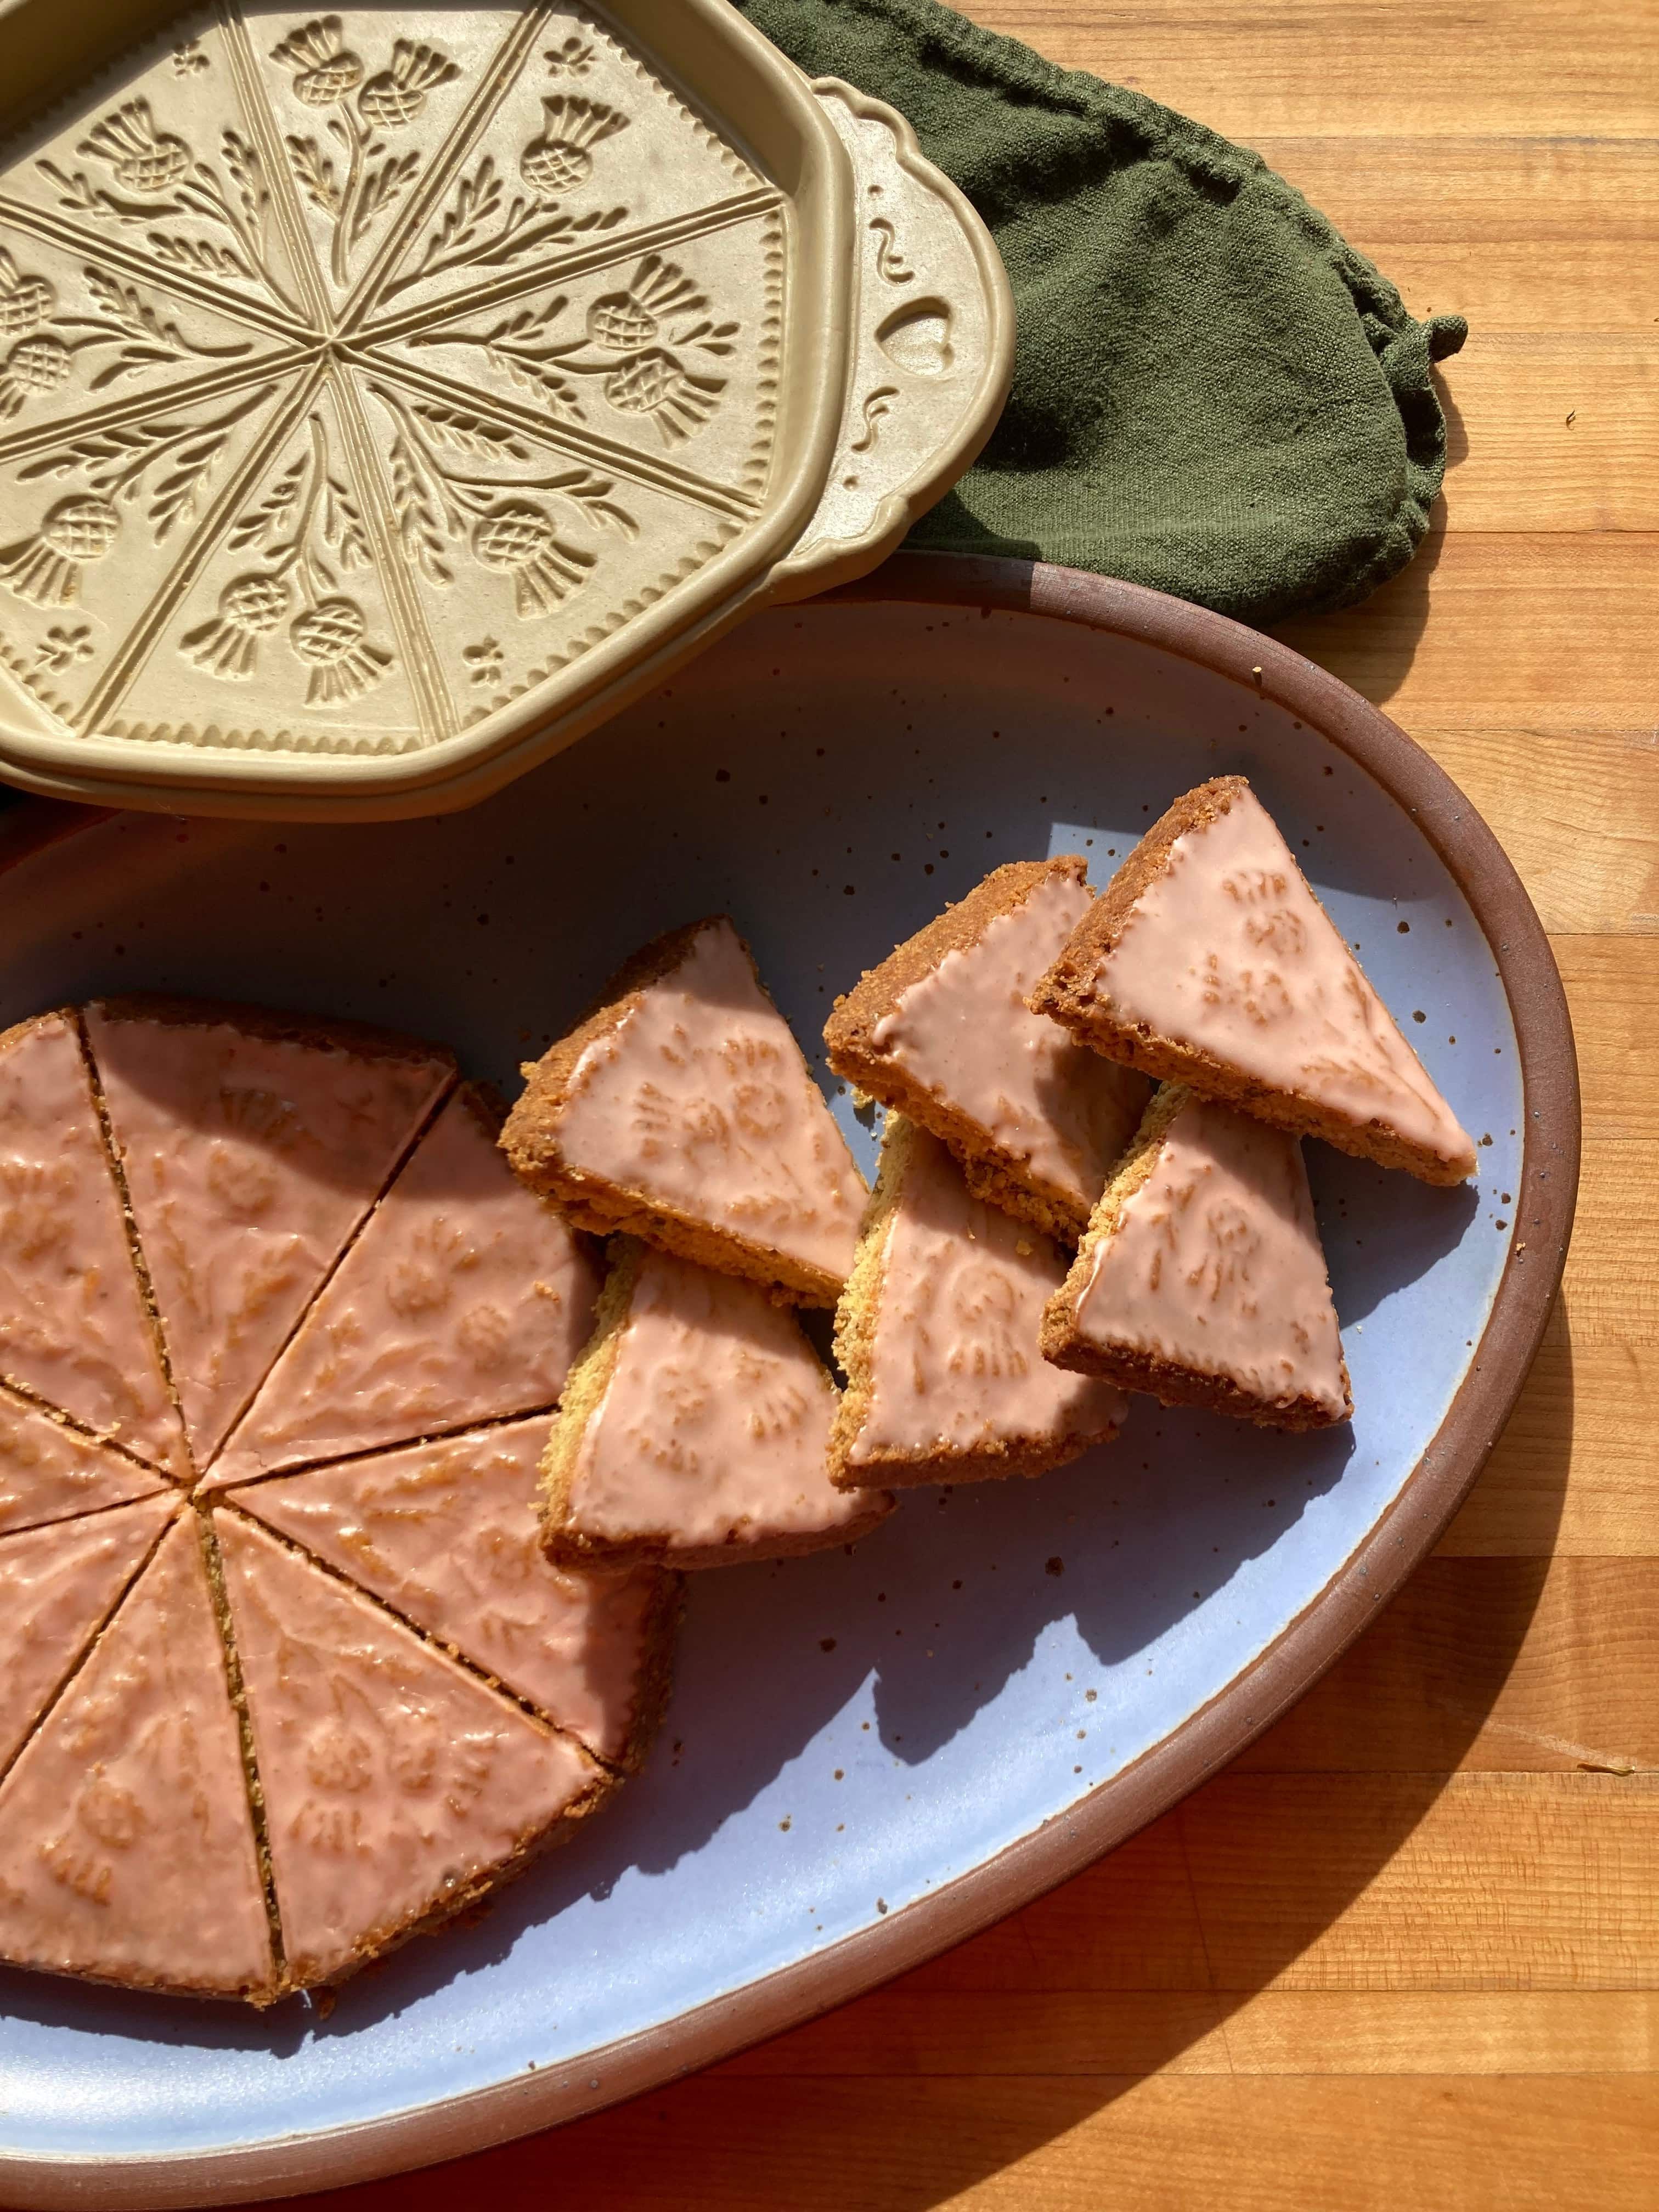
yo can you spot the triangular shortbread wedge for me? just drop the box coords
[0,1012,185,1474]
[207,1086,600,1489]
[502,917,867,1305]
[825,858,1151,1242]
[1030,777,1477,1186]
[545,1240,894,1570]
[830,1118,1127,1489]
[0,1514,275,2001]
[1041,1086,1352,1431]
[86,997,455,1467]
[227,1421,678,1771]
[0,1387,171,1536]
[0,1492,178,1773]
[216,1510,611,1992]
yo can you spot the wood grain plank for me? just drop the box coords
[1182,1772,1659,1990]
[1437,345,1658,532]
[1246,138,1659,245]
[1410,728,1659,936]
[716,1988,1659,2078]
[295,2075,1659,2210]
[1273,531,1659,726]
[1234,1558,1655,1775]
[1223,1989,1659,2074]
[1435,1296,1659,1558]
[1383,246,1659,333]
[898,1815,1211,1992]
[1429,934,1659,1553]
[972,1,1659,140]
[716,1989,1229,2076]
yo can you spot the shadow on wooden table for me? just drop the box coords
[267,1295,1575,2212]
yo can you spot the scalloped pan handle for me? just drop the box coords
[760,78,1014,605]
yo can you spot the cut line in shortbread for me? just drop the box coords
[215,1509,613,1994]
[501,917,867,1306]
[224,1419,678,1773]
[544,1238,895,1571]
[86,996,456,1466]
[830,1116,1127,1489]
[0,994,673,2007]
[0,1011,187,1476]
[1029,778,1477,1186]
[824,858,1152,1242]
[206,1084,600,1489]
[0,1491,179,1779]
[0,1512,275,2002]
[1040,1085,1352,1432]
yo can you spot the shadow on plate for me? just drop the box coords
[268,1292,1572,2211]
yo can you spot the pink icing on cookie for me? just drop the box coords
[0,1387,171,1536]
[0,1492,178,1772]
[555,921,866,1285]
[850,1126,1125,1464]
[209,1088,599,1487]
[0,1015,184,1474]
[872,868,1148,1210]
[216,1510,600,1988]
[1072,1091,1349,1417]
[228,1420,661,1762]
[1086,787,1475,1176]
[86,1007,453,1466]
[569,1245,878,1553]
[0,1514,273,1998]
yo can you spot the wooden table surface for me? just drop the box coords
[266,4,1657,2205]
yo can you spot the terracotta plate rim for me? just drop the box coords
[0,552,1581,2210]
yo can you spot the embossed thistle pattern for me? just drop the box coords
[0,6,779,748]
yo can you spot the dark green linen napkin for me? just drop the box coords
[737,0,1466,625]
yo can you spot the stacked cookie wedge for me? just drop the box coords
[825,777,1474,1443]
[504,918,895,1570]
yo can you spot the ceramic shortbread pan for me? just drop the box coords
[0,0,1013,818]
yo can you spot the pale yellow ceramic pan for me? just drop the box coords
[0,0,1013,817]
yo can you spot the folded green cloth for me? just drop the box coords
[737,0,1465,625]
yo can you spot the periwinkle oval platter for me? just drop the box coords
[0,556,1577,2205]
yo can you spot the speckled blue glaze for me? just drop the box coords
[0,600,1522,2166]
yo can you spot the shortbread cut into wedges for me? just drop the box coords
[209,1085,600,1488]
[227,1421,676,1770]
[217,1511,610,1993]
[0,1387,171,1536]
[0,1491,178,1773]
[825,859,1152,1241]
[0,1514,275,2001]
[503,918,867,1304]
[545,1240,894,1571]
[0,1012,185,1474]
[831,1118,1127,1488]
[87,997,455,1466]
[1042,1086,1351,1431]
[0,993,682,2007]
[1030,778,1476,1185]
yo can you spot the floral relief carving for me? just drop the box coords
[270,19,458,285]
[39,99,296,309]
[179,412,388,704]
[371,377,635,615]
[0,246,252,421]
[0,5,780,747]
[411,252,738,446]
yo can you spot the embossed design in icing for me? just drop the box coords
[0,997,667,2000]
[0,3,782,754]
